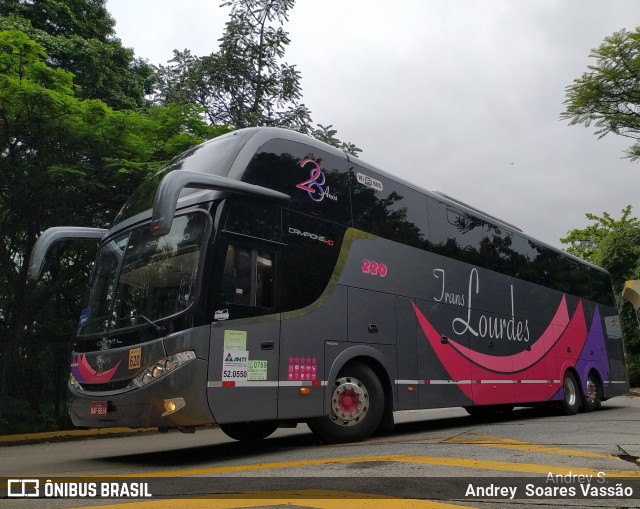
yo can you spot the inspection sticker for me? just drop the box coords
[222,350,249,382]
[223,330,247,350]
[248,360,268,381]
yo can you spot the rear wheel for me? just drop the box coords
[308,363,384,444]
[561,371,580,415]
[219,420,279,442]
[581,372,602,412]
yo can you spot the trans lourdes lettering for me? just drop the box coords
[434,267,530,342]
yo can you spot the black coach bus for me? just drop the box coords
[29,127,629,443]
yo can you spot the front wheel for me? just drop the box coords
[561,371,580,415]
[219,420,279,441]
[307,363,384,444]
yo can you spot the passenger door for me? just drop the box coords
[207,241,281,424]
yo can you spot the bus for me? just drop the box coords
[28,127,629,443]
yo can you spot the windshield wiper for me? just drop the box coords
[131,313,166,336]
[78,315,109,331]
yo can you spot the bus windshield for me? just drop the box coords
[79,212,209,335]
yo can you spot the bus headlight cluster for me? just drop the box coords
[69,373,81,391]
[133,351,196,388]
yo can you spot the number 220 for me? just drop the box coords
[362,259,387,277]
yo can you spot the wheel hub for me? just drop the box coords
[586,378,597,403]
[331,377,369,426]
[564,376,577,406]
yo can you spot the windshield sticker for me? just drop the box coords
[287,356,317,381]
[128,348,141,370]
[604,316,622,338]
[222,350,249,383]
[356,172,384,192]
[223,330,247,350]
[288,227,334,246]
[79,308,90,325]
[296,159,338,203]
[248,360,268,381]
[214,309,230,321]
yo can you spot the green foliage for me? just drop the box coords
[0,30,216,432]
[561,206,640,385]
[154,0,310,130]
[561,28,640,161]
[311,124,362,156]
[154,0,360,152]
[0,2,154,109]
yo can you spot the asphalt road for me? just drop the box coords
[2,395,640,509]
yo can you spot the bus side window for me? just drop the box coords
[484,223,528,278]
[220,245,275,309]
[221,245,252,305]
[426,198,485,266]
[351,164,430,250]
[255,251,274,308]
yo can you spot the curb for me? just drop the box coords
[0,427,157,446]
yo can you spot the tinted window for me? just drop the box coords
[219,244,276,315]
[221,245,252,305]
[526,241,560,288]
[115,134,246,224]
[241,139,352,225]
[351,164,429,250]
[589,267,615,307]
[525,241,612,304]
[224,197,282,242]
[484,224,529,278]
[280,210,346,312]
[427,197,485,266]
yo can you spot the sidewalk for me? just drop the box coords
[0,427,156,446]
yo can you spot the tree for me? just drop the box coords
[311,124,362,156]
[0,0,154,109]
[0,30,217,432]
[561,28,640,161]
[561,206,640,386]
[154,0,309,130]
[154,0,361,154]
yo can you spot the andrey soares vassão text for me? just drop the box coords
[465,473,635,500]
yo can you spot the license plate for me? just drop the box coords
[89,401,108,416]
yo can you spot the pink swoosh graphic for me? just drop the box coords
[446,295,570,373]
[412,297,588,404]
[76,354,121,384]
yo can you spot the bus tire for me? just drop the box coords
[308,363,384,444]
[219,421,279,442]
[561,371,580,415]
[581,372,602,412]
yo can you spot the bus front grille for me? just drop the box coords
[79,379,132,392]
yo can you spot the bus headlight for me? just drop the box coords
[69,373,81,391]
[133,351,196,388]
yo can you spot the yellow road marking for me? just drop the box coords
[48,454,639,479]
[443,433,620,461]
[68,490,477,509]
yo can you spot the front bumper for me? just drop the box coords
[68,358,214,428]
